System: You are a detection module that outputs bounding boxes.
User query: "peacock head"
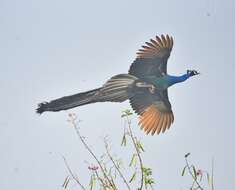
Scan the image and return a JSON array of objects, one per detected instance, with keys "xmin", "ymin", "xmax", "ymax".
[{"xmin": 187, "ymin": 70, "xmax": 200, "ymax": 77}]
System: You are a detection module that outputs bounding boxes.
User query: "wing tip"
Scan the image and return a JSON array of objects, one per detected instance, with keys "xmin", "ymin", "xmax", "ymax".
[{"xmin": 136, "ymin": 34, "xmax": 174, "ymax": 59}]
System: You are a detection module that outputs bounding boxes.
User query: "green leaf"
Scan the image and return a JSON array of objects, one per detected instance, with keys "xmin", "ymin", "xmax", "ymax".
[
  {"xmin": 129, "ymin": 172, "xmax": 136, "ymax": 183},
  {"xmin": 129, "ymin": 154, "xmax": 137, "ymax": 167},
  {"xmin": 89, "ymin": 175, "xmax": 96, "ymax": 190},
  {"xmin": 121, "ymin": 134, "xmax": 127, "ymax": 146},
  {"xmin": 192, "ymin": 165, "xmax": 197, "ymax": 179},
  {"xmin": 121, "ymin": 114, "xmax": 126, "ymax": 118},
  {"xmin": 144, "ymin": 178, "xmax": 155, "ymax": 185},
  {"xmin": 108, "ymin": 167, "xmax": 112, "ymax": 176},
  {"xmin": 121, "ymin": 109, "xmax": 133, "ymax": 118},
  {"xmin": 137, "ymin": 141, "xmax": 145, "ymax": 152},
  {"xmin": 64, "ymin": 179, "xmax": 69, "ymax": 189},
  {"xmin": 149, "ymin": 178, "xmax": 154, "ymax": 184},
  {"xmin": 207, "ymin": 173, "xmax": 211, "ymax": 186},
  {"xmin": 143, "ymin": 167, "xmax": 152, "ymax": 176},
  {"xmin": 62, "ymin": 176, "xmax": 70, "ymax": 189},
  {"xmin": 181, "ymin": 166, "xmax": 187, "ymax": 176}
]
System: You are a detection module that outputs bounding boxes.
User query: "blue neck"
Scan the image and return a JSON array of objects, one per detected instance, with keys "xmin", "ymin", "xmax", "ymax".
[{"xmin": 167, "ymin": 73, "xmax": 190, "ymax": 86}]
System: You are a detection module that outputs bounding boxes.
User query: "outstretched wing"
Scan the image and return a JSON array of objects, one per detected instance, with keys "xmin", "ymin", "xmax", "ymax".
[
  {"xmin": 129, "ymin": 34, "xmax": 173, "ymax": 79},
  {"xmin": 129, "ymin": 88, "xmax": 174, "ymax": 135}
]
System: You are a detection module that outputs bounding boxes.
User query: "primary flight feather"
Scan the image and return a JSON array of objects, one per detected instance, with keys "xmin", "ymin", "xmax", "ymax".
[{"xmin": 37, "ymin": 34, "xmax": 199, "ymax": 135}]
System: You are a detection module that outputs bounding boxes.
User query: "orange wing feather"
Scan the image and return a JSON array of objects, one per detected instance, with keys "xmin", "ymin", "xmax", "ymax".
[{"xmin": 139, "ymin": 105, "xmax": 174, "ymax": 135}]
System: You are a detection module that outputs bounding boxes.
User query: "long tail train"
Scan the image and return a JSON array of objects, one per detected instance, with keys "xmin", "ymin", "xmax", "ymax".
[{"xmin": 36, "ymin": 74, "xmax": 137, "ymax": 114}]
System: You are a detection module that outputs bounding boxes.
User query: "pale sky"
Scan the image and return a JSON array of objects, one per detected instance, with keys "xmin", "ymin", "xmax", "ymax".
[{"xmin": 1, "ymin": 0, "xmax": 234, "ymax": 189}]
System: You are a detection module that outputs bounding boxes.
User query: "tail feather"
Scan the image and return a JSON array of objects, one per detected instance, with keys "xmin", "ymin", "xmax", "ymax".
[
  {"xmin": 36, "ymin": 74, "xmax": 138, "ymax": 114},
  {"xmin": 97, "ymin": 74, "xmax": 137, "ymax": 102},
  {"xmin": 36, "ymin": 88, "xmax": 100, "ymax": 114}
]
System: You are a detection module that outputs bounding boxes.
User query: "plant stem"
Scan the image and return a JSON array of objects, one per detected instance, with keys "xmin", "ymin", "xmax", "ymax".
[
  {"xmin": 94, "ymin": 170, "xmax": 107, "ymax": 189},
  {"xmin": 62, "ymin": 156, "xmax": 87, "ymax": 190},
  {"xmin": 185, "ymin": 157, "xmax": 204, "ymax": 190},
  {"xmin": 104, "ymin": 139, "xmax": 131, "ymax": 190},
  {"xmin": 211, "ymin": 158, "xmax": 214, "ymax": 190},
  {"xmin": 126, "ymin": 116, "xmax": 144, "ymax": 190},
  {"xmin": 71, "ymin": 119, "xmax": 116, "ymax": 190}
]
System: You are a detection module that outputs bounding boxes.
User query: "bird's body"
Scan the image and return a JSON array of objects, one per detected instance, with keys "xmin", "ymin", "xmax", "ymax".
[{"xmin": 37, "ymin": 35, "xmax": 199, "ymax": 135}]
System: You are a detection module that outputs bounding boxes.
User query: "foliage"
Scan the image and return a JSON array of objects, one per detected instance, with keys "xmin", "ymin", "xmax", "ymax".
[
  {"xmin": 181, "ymin": 153, "xmax": 215, "ymax": 190},
  {"xmin": 62, "ymin": 110, "xmax": 155, "ymax": 190},
  {"xmin": 61, "ymin": 111, "xmax": 215, "ymax": 190}
]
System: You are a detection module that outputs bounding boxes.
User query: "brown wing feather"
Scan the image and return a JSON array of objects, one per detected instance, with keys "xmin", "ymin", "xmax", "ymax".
[
  {"xmin": 139, "ymin": 108, "xmax": 155, "ymax": 130},
  {"xmin": 166, "ymin": 35, "xmax": 170, "ymax": 47},
  {"xmin": 138, "ymin": 104, "xmax": 174, "ymax": 135},
  {"xmin": 162, "ymin": 114, "xmax": 170, "ymax": 133},
  {"xmin": 161, "ymin": 35, "xmax": 167, "ymax": 47},
  {"xmin": 145, "ymin": 109, "xmax": 158, "ymax": 133},
  {"xmin": 156, "ymin": 114, "xmax": 165, "ymax": 134},
  {"xmin": 129, "ymin": 34, "xmax": 174, "ymax": 79},
  {"xmin": 146, "ymin": 112, "xmax": 160, "ymax": 134},
  {"xmin": 156, "ymin": 36, "xmax": 164, "ymax": 47},
  {"xmin": 136, "ymin": 34, "xmax": 173, "ymax": 59},
  {"xmin": 139, "ymin": 105, "xmax": 154, "ymax": 131},
  {"xmin": 148, "ymin": 112, "xmax": 161, "ymax": 135}
]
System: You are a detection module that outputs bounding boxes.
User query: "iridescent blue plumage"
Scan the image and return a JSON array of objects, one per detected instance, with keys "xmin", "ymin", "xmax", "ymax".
[
  {"xmin": 167, "ymin": 74, "xmax": 190, "ymax": 85},
  {"xmin": 140, "ymin": 72, "xmax": 196, "ymax": 91},
  {"xmin": 166, "ymin": 70, "xmax": 199, "ymax": 87}
]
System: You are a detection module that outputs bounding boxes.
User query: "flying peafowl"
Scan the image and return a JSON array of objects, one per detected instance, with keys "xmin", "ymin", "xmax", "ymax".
[{"xmin": 36, "ymin": 34, "xmax": 199, "ymax": 135}]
